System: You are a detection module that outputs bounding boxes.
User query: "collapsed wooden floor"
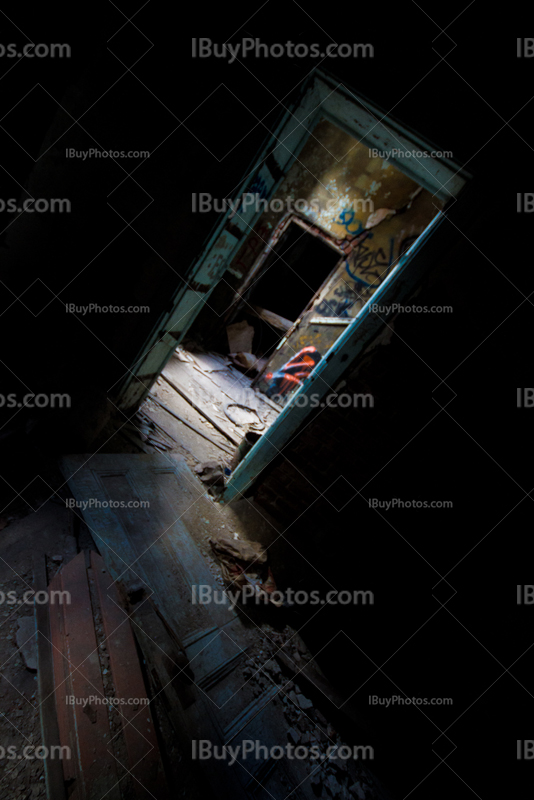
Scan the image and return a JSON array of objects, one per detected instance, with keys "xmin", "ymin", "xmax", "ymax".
[
  {"xmin": 42, "ymin": 453, "xmax": 394, "ymax": 800},
  {"xmin": 39, "ymin": 550, "xmax": 168, "ymax": 800},
  {"xmin": 112, "ymin": 346, "xmax": 280, "ymax": 470}
]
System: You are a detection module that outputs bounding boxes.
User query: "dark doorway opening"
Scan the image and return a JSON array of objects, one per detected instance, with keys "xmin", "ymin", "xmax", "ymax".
[{"xmin": 247, "ymin": 220, "xmax": 342, "ymax": 326}]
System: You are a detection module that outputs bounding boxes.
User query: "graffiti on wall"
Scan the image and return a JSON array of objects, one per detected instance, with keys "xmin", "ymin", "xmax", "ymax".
[
  {"xmin": 315, "ymin": 283, "xmax": 360, "ymax": 317},
  {"xmin": 344, "ymin": 234, "xmax": 394, "ymax": 288},
  {"xmin": 333, "ymin": 207, "xmax": 365, "ymax": 236},
  {"xmin": 265, "ymin": 346, "xmax": 322, "ymax": 399},
  {"xmin": 313, "ymin": 230, "xmax": 426, "ymax": 319},
  {"xmin": 241, "ymin": 175, "xmax": 268, "ymax": 208}
]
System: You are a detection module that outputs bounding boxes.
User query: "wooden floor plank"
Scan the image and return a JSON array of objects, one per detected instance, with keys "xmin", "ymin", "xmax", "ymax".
[
  {"xmin": 91, "ymin": 552, "xmax": 169, "ymax": 799},
  {"xmin": 53, "ymin": 552, "xmax": 120, "ymax": 800},
  {"xmin": 162, "ymin": 356, "xmax": 243, "ymax": 445},
  {"xmin": 48, "ymin": 570, "xmax": 80, "ymax": 796},
  {"xmin": 35, "ymin": 553, "xmax": 68, "ymax": 800},
  {"xmin": 61, "ymin": 454, "xmax": 236, "ymax": 638},
  {"xmin": 58, "ymin": 455, "xmax": 322, "ymax": 800}
]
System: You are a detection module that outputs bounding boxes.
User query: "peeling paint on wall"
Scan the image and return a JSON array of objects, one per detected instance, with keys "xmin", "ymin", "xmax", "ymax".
[
  {"xmin": 229, "ymin": 119, "xmax": 442, "ymax": 300},
  {"xmin": 229, "ymin": 119, "xmax": 444, "ymax": 396}
]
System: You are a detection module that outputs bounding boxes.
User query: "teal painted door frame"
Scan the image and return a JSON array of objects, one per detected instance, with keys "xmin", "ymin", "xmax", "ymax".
[
  {"xmin": 222, "ymin": 207, "xmax": 448, "ymax": 503},
  {"xmin": 112, "ymin": 68, "xmax": 469, "ymax": 503}
]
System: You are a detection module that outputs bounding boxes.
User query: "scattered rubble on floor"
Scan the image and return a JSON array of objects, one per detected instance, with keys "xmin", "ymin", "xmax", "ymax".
[
  {"xmin": 135, "ymin": 407, "xmax": 176, "ymax": 452},
  {"xmin": 111, "ymin": 343, "xmax": 280, "ymax": 485},
  {"xmin": 163, "ymin": 345, "xmax": 278, "ymax": 441},
  {"xmin": 227, "ymin": 351, "xmax": 267, "ymax": 374},
  {"xmin": 16, "ymin": 617, "xmax": 37, "ymax": 672},
  {"xmin": 194, "ymin": 460, "xmax": 226, "ymax": 487},
  {"xmin": 240, "ymin": 625, "xmax": 381, "ymax": 800},
  {"xmin": 226, "ymin": 319, "xmax": 255, "ymax": 355},
  {"xmin": 0, "ymin": 502, "xmax": 79, "ymax": 800},
  {"xmin": 210, "ymin": 533, "xmax": 282, "ymax": 606},
  {"xmin": 223, "ymin": 402, "xmax": 264, "ymax": 430}
]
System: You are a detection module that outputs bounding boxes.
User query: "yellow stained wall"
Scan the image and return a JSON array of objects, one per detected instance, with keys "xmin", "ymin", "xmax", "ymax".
[{"xmin": 229, "ymin": 119, "xmax": 443, "ymax": 383}]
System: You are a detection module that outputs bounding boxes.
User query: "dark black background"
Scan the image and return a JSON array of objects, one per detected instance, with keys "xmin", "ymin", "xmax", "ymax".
[{"xmin": 0, "ymin": 3, "xmax": 532, "ymax": 798}]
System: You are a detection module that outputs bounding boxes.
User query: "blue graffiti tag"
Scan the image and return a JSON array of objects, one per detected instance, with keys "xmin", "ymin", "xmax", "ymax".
[
  {"xmin": 333, "ymin": 207, "xmax": 364, "ymax": 235},
  {"xmin": 248, "ymin": 175, "xmax": 268, "ymax": 199},
  {"xmin": 344, "ymin": 236, "xmax": 395, "ymax": 287},
  {"xmin": 237, "ymin": 175, "xmax": 269, "ymax": 212}
]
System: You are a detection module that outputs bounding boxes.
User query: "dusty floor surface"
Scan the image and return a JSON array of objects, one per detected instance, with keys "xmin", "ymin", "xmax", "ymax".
[
  {"xmin": 0, "ymin": 441, "xmax": 289, "ymax": 799},
  {"xmin": 0, "ymin": 493, "xmax": 86, "ymax": 799},
  {"xmin": 0, "ymin": 415, "xmax": 387, "ymax": 800}
]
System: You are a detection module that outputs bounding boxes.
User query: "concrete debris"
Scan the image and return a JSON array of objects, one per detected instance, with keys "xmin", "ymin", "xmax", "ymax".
[
  {"xmin": 297, "ymin": 692, "xmax": 313, "ymax": 710},
  {"xmin": 297, "ymin": 716, "xmax": 310, "ymax": 733},
  {"xmin": 194, "ymin": 460, "xmax": 225, "ymax": 487},
  {"xmin": 349, "ymin": 781, "xmax": 366, "ymax": 799},
  {"xmin": 228, "ymin": 352, "xmax": 259, "ymax": 371},
  {"xmin": 264, "ymin": 658, "xmax": 281, "ymax": 677},
  {"xmin": 209, "ymin": 533, "xmax": 282, "ymax": 606},
  {"xmin": 325, "ymin": 773, "xmax": 343, "ymax": 796},
  {"xmin": 287, "ymin": 727, "xmax": 300, "ymax": 745},
  {"xmin": 133, "ymin": 409, "xmax": 175, "ymax": 452},
  {"xmin": 223, "ymin": 402, "xmax": 264, "ymax": 430},
  {"xmin": 174, "ymin": 346, "xmax": 196, "ymax": 363},
  {"xmin": 16, "ymin": 617, "xmax": 37, "ymax": 672},
  {"xmin": 226, "ymin": 320, "xmax": 254, "ymax": 354},
  {"xmin": 234, "ymin": 625, "xmax": 377, "ymax": 800}
]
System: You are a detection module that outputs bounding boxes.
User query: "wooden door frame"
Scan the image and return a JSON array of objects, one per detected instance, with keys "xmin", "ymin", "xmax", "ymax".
[{"xmin": 112, "ymin": 69, "xmax": 469, "ymax": 504}]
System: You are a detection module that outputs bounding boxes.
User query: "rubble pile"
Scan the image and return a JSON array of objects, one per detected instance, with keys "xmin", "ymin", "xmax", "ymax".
[{"xmin": 240, "ymin": 628, "xmax": 380, "ymax": 800}]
